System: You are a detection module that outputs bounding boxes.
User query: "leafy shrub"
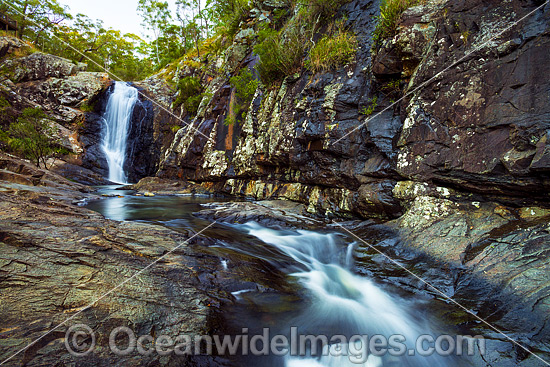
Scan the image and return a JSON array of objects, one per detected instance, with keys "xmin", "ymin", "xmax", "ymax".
[
  {"xmin": 360, "ymin": 96, "xmax": 378, "ymax": 116},
  {"xmin": 307, "ymin": 21, "xmax": 356, "ymax": 73},
  {"xmin": 78, "ymin": 101, "xmax": 95, "ymax": 112},
  {"xmin": 1, "ymin": 108, "xmax": 57, "ymax": 168},
  {"xmin": 173, "ymin": 76, "xmax": 203, "ymax": 116},
  {"xmin": 214, "ymin": 0, "xmax": 252, "ymax": 38},
  {"xmin": 373, "ymin": 0, "xmax": 425, "ymax": 45},
  {"xmin": 225, "ymin": 68, "xmax": 259, "ymax": 125},
  {"xmin": 230, "ymin": 68, "xmax": 258, "ymax": 101}
]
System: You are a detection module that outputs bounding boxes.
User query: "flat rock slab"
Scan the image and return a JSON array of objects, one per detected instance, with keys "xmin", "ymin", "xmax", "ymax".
[{"xmin": 0, "ymin": 182, "xmax": 226, "ymax": 366}]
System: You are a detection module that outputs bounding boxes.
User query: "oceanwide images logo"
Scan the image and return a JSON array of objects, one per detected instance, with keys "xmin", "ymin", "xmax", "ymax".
[{"xmin": 65, "ymin": 324, "xmax": 485, "ymax": 362}]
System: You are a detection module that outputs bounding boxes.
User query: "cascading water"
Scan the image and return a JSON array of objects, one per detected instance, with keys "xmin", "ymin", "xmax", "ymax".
[
  {"xmin": 240, "ymin": 222, "xmax": 465, "ymax": 367},
  {"xmin": 101, "ymin": 81, "xmax": 139, "ymax": 184}
]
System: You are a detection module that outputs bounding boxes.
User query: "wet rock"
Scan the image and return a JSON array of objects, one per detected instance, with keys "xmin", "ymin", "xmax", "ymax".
[
  {"xmin": 196, "ymin": 200, "xmax": 323, "ymax": 228},
  {"xmin": 0, "ymin": 152, "xmax": 93, "ymax": 192},
  {"xmin": 49, "ymin": 160, "xmax": 112, "ymax": 186},
  {"xmin": 127, "ymin": 177, "xmax": 212, "ymax": 196},
  {"xmin": 0, "ymin": 161, "xmax": 229, "ymax": 367},
  {"xmin": 126, "ymin": 80, "xmax": 179, "ymax": 183},
  {"xmin": 384, "ymin": 192, "xmax": 550, "ymax": 352}
]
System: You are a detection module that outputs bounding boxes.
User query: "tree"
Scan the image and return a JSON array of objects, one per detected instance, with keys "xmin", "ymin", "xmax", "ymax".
[
  {"xmin": 0, "ymin": 0, "xmax": 72, "ymax": 46},
  {"xmin": 137, "ymin": 0, "xmax": 172, "ymax": 66},
  {"xmin": 46, "ymin": 14, "xmax": 153, "ymax": 81},
  {"xmin": 175, "ymin": 0, "xmax": 210, "ymax": 58},
  {"xmin": 2, "ymin": 108, "xmax": 57, "ymax": 169}
]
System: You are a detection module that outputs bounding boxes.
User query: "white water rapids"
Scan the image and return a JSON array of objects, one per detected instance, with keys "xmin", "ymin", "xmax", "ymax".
[
  {"xmin": 241, "ymin": 222, "xmax": 459, "ymax": 367},
  {"xmin": 101, "ymin": 82, "xmax": 139, "ymax": 184}
]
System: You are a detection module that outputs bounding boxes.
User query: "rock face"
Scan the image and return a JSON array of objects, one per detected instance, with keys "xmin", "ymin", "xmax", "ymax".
[
  {"xmin": 0, "ymin": 37, "xmax": 112, "ymax": 184},
  {"xmin": 383, "ymin": 0, "xmax": 550, "ymax": 199},
  {"xmin": 150, "ymin": 0, "xmax": 550, "ymax": 218},
  {"xmin": 157, "ymin": 0, "xmax": 404, "ymax": 219},
  {"xmin": 125, "ymin": 79, "xmax": 181, "ymax": 183},
  {"xmin": 132, "ymin": 1, "xmax": 550, "ymax": 361}
]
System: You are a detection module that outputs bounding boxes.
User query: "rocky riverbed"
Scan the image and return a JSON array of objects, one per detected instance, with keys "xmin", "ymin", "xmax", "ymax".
[
  {"xmin": 0, "ymin": 152, "xmax": 549, "ymax": 365},
  {"xmin": 0, "ymin": 154, "xmax": 233, "ymax": 366}
]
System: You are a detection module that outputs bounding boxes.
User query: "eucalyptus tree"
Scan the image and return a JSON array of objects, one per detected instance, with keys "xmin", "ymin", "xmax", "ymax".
[{"xmin": 137, "ymin": 0, "xmax": 171, "ymax": 66}]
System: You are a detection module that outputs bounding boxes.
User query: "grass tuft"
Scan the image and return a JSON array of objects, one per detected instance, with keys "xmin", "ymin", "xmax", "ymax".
[
  {"xmin": 307, "ymin": 20, "xmax": 356, "ymax": 73},
  {"xmin": 373, "ymin": 0, "xmax": 426, "ymax": 45}
]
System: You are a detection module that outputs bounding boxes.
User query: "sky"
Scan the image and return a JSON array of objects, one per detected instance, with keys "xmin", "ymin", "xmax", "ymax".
[{"xmin": 59, "ymin": 0, "xmax": 179, "ymax": 38}]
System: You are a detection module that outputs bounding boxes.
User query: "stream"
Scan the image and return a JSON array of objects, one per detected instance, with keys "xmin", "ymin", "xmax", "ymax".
[{"xmin": 87, "ymin": 187, "xmax": 483, "ymax": 367}]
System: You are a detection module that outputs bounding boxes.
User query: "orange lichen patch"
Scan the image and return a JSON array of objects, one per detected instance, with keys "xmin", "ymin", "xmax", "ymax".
[
  {"xmin": 224, "ymin": 89, "xmax": 237, "ymax": 150},
  {"xmin": 225, "ymin": 122, "xmax": 234, "ymax": 151}
]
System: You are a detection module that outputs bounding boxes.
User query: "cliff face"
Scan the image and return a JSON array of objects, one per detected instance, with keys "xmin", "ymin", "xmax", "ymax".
[
  {"xmin": 0, "ymin": 37, "xmax": 113, "ymax": 184},
  {"xmin": 384, "ymin": 0, "xmax": 550, "ymax": 200},
  {"xmin": 158, "ymin": 0, "xmax": 403, "ymax": 219},
  {"xmin": 153, "ymin": 0, "xmax": 550, "ymax": 219}
]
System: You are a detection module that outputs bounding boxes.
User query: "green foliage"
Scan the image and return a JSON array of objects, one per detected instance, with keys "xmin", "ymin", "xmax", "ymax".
[
  {"xmin": 224, "ymin": 112, "xmax": 237, "ymax": 126},
  {"xmin": 0, "ymin": 0, "xmax": 73, "ymax": 42},
  {"xmin": 372, "ymin": 0, "xmax": 425, "ymax": 45},
  {"xmin": 253, "ymin": 23, "xmax": 307, "ymax": 85},
  {"xmin": 212, "ymin": 0, "xmax": 251, "ymax": 38},
  {"xmin": 1, "ymin": 108, "xmax": 57, "ymax": 168},
  {"xmin": 230, "ymin": 69, "xmax": 258, "ymax": 101},
  {"xmin": 174, "ymin": 76, "xmax": 203, "ymax": 116},
  {"xmin": 297, "ymin": 0, "xmax": 348, "ymax": 24},
  {"xmin": 0, "ymin": 96, "xmax": 10, "ymax": 110},
  {"xmin": 307, "ymin": 20, "xmax": 356, "ymax": 73},
  {"xmin": 78, "ymin": 101, "xmax": 95, "ymax": 113},
  {"xmin": 225, "ymin": 68, "xmax": 258, "ymax": 125},
  {"xmin": 360, "ymin": 96, "xmax": 378, "ymax": 116},
  {"xmin": 383, "ymin": 79, "xmax": 401, "ymax": 91}
]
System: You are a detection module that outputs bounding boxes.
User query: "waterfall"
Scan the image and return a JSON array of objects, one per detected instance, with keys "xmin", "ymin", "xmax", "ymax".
[{"xmin": 101, "ymin": 82, "xmax": 139, "ymax": 184}]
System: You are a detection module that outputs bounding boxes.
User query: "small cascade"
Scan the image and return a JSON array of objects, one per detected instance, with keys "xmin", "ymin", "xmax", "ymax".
[
  {"xmin": 241, "ymin": 222, "xmax": 457, "ymax": 367},
  {"xmin": 101, "ymin": 81, "xmax": 139, "ymax": 184}
]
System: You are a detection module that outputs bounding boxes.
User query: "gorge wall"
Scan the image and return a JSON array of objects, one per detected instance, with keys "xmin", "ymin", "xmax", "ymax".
[
  {"xmin": 139, "ymin": 2, "xmax": 550, "ymax": 352},
  {"xmin": 148, "ymin": 0, "xmax": 550, "ymax": 220}
]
